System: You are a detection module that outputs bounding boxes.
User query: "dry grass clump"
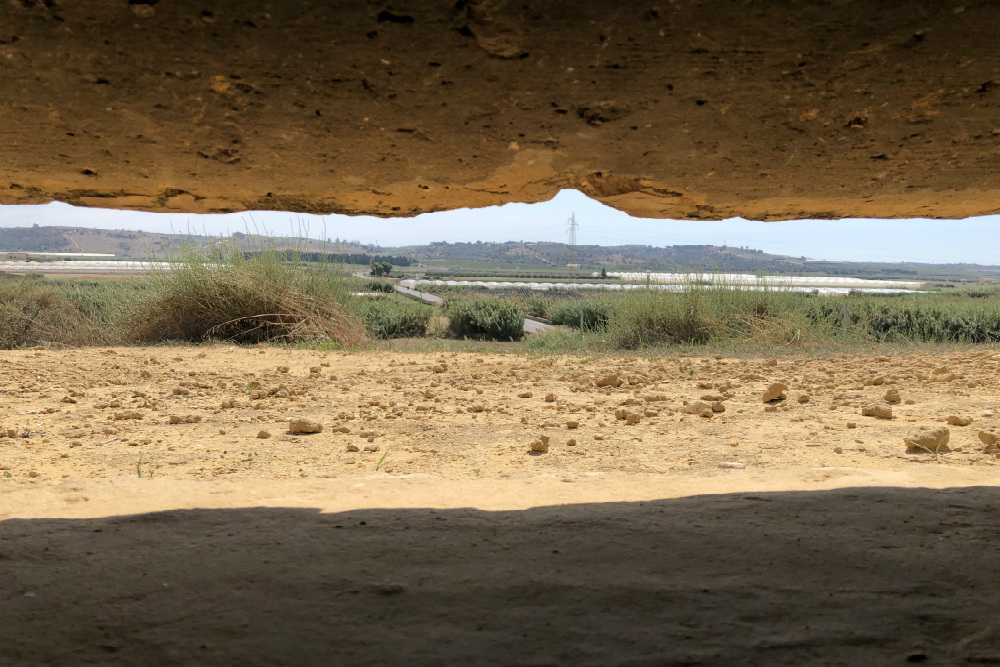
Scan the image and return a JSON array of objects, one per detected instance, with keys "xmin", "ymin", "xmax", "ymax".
[
  {"xmin": 0, "ymin": 278, "xmax": 99, "ymax": 348},
  {"xmin": 131, "ymin": 244, "xmax": 369, "ymax": 346}
]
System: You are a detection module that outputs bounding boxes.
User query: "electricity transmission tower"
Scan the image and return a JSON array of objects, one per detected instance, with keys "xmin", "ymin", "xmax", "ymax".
[{"xmin": 566, "ymin": 212, "xmax": 578, "ymax": 274}]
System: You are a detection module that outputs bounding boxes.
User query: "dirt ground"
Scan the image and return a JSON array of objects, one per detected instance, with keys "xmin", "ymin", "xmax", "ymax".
[{"xmin": 3, "ymin": 345, "xmax": 1000, "ymax": 665}]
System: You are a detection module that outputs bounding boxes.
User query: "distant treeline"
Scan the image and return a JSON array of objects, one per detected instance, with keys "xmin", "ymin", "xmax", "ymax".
[{"xmin": 244, "ymin": 250, "xmax": 412, "ymax": 266}]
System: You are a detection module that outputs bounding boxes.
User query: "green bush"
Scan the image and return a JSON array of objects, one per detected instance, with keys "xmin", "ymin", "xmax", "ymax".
[
  {"xmin": 356, "ymin": 299, "xmax": 431, "ymax": 338},
  {"xmin": 0, "ymin": 279, "xmax": 94, "ymax": 348},
  {"xmin": 549, "ymin": 299, "xmax": 611, "ymax": 331},
  {"xmin": 444, "ymin": 297, "xmax": 525, "ymax": 341}
]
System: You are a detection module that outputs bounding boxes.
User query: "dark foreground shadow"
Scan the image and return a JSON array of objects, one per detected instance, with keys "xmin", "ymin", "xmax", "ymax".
[{"xmin": 3, "ymin": 486, "xmax": 1000, "ymax": 667}]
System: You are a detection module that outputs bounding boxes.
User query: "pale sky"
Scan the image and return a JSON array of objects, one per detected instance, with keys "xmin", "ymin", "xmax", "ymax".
[{"xmin": 1, "ymin": 189, "xmax": 997, "ymax": 265}]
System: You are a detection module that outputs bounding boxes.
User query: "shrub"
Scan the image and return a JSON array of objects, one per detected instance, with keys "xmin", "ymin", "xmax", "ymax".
[
  {"xmin": 549, "ymin": 299, "xmax": 611, "ymax": 331},
  {"xmin": 0, "ymin": 279, "xmax": 95, "ymax": 348},
  {"xmin": 356, "ymin": 300, "xmax": 431, "ymax": 338},
  {"xmin": 444, "ymin": 297, "xmax": 525, "ymax": 341}
]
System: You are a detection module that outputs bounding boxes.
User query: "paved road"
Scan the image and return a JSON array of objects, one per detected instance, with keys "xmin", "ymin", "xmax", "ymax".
[{"xmin": 395, "ymin": 285, "xmax": 556, "ymax": 334}]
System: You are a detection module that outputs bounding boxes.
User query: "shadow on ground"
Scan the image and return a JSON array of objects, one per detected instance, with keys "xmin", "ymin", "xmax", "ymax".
[{"xmin": 3, "ymin": 486, "xmax": 1000, "ymax": 666}]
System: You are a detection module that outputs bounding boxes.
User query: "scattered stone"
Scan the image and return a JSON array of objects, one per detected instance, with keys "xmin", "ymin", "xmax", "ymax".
[
  {"xmin": 346, "ymin": 443, "xmax": 360, "ymax": 452},
  {"xmin": 277, "ymin": 366, "xmax": 289, "ymax": 373},
  {"xmin": 567, "ymin": 438, "xmax": 577, "ymax": 446},
  {"xmin": 905, "ymin": 426, "xmax": 950, "ymax": 454},
  {"xmin": 517, "ymin": 392, "xmax": 533, "ymax": 398},
  {"xmin": 905, "ymin": 399, "xmax": 916, "ymax": 405},
  {"xmin": 978, "ymin": 430, "xmax": 999, "ymax": 448},
  {"xmin": 309, "ymin": 366, "xmax": 321, "ymax": 374},
  {"xmin": 358, "ymin": 430, "xmax": 378, "ymax": 439},
  {"xmin": 364, "ymin": 443, "xmax": 380, "ymax": 452},
  {"xmin": 432, "ymin": 364, "xmax": 447, "ymax": 373},
  {"xmin": 288, "ymin": 418, "xmax": 323, "ymax": 434},
  {"xmin": 947, "ymin": 415, "xmax": 972, "ymax": 427},
  {"xmin": 467, "ymin": 404, "xmax": 485, "ymax": 413},
  {"xmin": 862, "ymin": 405, "xmax": 892, "ymax": 419},
  {"xmin": 884, "ymin": 389, "xmax": 901, "ymax": 403},
  {"xmin": 28, "ymin": 470, "xmax": 39, "ymax": 478},
  {"xmin": 168, "ymin": 415, "xmax": 202, "ymax": 424},
  {"xmin": 797, "ymin": 394, "xmax": 810, "ymax": 403},
  {"xmin": 683, "ymin": 401, "xmax": 713, "ymax": 418},
  {"xmin": 61, "ymin": 396, "xmax": 77, "ymax": 404},
  {"xmin": 544, "ymin": 393, "xmax": 556, "ymax": 402},
  {"xmin": 847, "ymin": 422, "xmax": 857, "ymax": 429},
  {"xmin": 257, "ymin": 430, "xmax": 271, "ymax": 439},
  {"xmin": 422, "ymin": 390, "xmax": 437, "ymax": 398},
  {"xmin": 717, "ymin": 461, "xmax": 745, "ymax": 469},
  {"xmin": 764, "ymin": 405, "xmax": 778, "ymax": 413},
  {"xmin": 711, "ymin": 402, "xmax": 726, "ymax": 413},
  {"xmin": 566, "ymin": 420, "xmax": 579, "ymax": 429},
  {"xmin": 220, "ymin": 399, "xmax": 236, "ymax": 409},
  {"xmin": 530, "ymin": 439, "xmax": 549, "ymax": 453},
  {"xmin": 171, "ymin": 387, "xmax": 190, "ymax": 396},
  {"xmin": 764, "ymin": 359, "xmax": 778, "ymax": 367},
  {"xmin": 643, "ymin": 409, "xmax": 658, "ymax": 418},
  {"xmin": 833, "ymin": 446, "xmax": 843, "ymax": 454},
  {"xmin": 615, "ymin": 409, "xmax": 642, "ymax": 424},
  {"xmin": 762, "ymin": 382, "xmax": 787, "ymax": 403},
  {"xmin": 113, "ymin": 411, "xmax": 144, "ymax": 421},
  {"xmin": 595, "ymin": 374, "xmax": 622, "ymax": 388}
]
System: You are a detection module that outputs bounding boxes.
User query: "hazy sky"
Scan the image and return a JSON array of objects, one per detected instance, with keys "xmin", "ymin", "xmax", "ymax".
[{"xmin": 1, "ymin": 189, "xmax": 997, "ymax": 264}]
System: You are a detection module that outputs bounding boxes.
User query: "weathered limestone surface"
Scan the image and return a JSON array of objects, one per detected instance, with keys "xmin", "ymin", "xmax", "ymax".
[{"xmin": 2, "ymin": 0, "xmax": 999, "ymax": 220}]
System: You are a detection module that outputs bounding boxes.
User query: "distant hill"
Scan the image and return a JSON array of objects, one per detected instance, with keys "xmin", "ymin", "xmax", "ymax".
[
  {"xmin": 397, "ymin": 241, "xmax": 1000, "ymax": 282},
  {"xmin": 3, "ymin": 226, "xmax": 999, "ymax": 282},
  {"xmin": 0, "ymin": 226, "xmax": 376, "ymax": 259}
]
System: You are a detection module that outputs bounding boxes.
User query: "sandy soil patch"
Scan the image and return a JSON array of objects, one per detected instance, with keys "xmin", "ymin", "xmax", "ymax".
[{"xmin": 3, "ymin": 345, "xmax": 1000, "ymax": 665}]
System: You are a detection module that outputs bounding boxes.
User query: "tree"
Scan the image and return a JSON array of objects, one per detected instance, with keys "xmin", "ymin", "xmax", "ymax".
[
  {"xmin": 370, "ymin": 261, "xmax": 393, "ymax": 277},
  {"xmin": 600, "ymin": 266, "xmax": 608, "ymax": 279}
]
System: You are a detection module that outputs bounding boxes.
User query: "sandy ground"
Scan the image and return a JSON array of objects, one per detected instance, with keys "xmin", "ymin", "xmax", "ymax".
[{"xmin": 3, "ymin": 345, "xmax": 1000, "ymax": 665}]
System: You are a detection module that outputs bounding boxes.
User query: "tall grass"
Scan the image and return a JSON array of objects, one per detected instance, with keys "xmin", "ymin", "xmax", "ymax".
[{"xmin": 131, "ymin": 242, "xmax": 368, "ymax": 345}]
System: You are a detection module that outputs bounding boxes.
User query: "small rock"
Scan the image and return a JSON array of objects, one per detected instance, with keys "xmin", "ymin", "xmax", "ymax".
[
  {"xmin": 762, "ymin": 382, "xmax": 787, "ymax": 402},
  {"xmin": 567, "ymin": 438, "xmax": 577, "ymax": 446},
  {"xmin": 797, "ymin": 394, "xmax": 811, "ymax": 403},
  {"xmin": 833, "ymin": 447, "xmax": 843, "ymax": 454},
  {"xmin": 862, "ymin": 405, "xmax": 892, "ymax": 419},
  {"xmin": 595, "ymin": 374, "xmax": 622, "ymax": 388},
  {"xmin": 517, "ymin": 392, "xmax": 532, "ymax": 398},
  {"xmin": 566, "ymin": 421, "xmax": 579, "ymax": 429},
  {"xmin": 978, "ymin": 430, "xmax": 999, "ymax": 448},
  {"xmin": 544, "ymin": 393, "xmax": 556, "ymax": 402},
  {"xmin": 764, "ymin": 359, "xmax": 778, "ymax": 367},
  {"xmin": 717, "ymin": 461, "xmax": 745, "ymax": 469},
  {"xmin": 346, "ymin": 443, "xmax": 360, "ymax": 452},
  {"xmin": 614, "ymin": 409, "xmax": 642, "ymax": 424},
  {"xmin": 904, "ymin": 426, "xmax": 950, "ymax": 454},
  {"xmin": 289, "ymin": 418, "xmax": 323, "ymax": 434},
  {"xmin": 168, "ymin": 415, "xmax": 202, "ymax": 424},
  {"xmin": 530, "ymin": 439, "xmax": 549, "ymax": 453},
  {"xmin": 947, "ymin": 415, "xmax": 972, "ymax": 427},
  {"xmin": 683, "ymin": 401, "xmax": 713, "ymax": 418},
  {"xmin": 257, "ymin": 430, "xmax": 271, "ymax": 439},
  {"xmin": 847, "ymin": 422, "xmax": 857, "ymax": 429},
  {"xmin": 884, "ymin": 389, "xmax": 901, "ymax": 403},
  {"xmin": 364, "ymin": 443, "xmax": 380, "ymax": 452},
  {"xmin": 711, "ymin": 401, "xmax": 726, "ymax": 413}
]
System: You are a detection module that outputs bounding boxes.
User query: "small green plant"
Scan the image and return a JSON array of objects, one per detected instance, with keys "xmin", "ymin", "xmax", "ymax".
[
  {"xmin": 905, "ymin": 436, "xmax": 949, "ymax": 461},
  {"xmin": 3, "ymin": 471, "xmax": 12, "ymax": 478},
  {"xmin": 136, "ymin": 453, "xmax": 144, "ymax": 478},
  {"xmin": 375, "ymin": 450, "xmax": 389, "ymax": 471}
]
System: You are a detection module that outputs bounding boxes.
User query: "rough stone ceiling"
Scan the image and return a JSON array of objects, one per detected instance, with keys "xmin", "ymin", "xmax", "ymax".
[{"xmin": 2, "ymin": 0, "xmax": 999, "ymax": 221}]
